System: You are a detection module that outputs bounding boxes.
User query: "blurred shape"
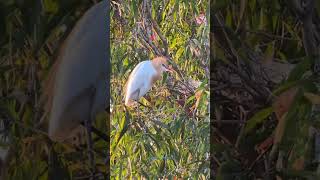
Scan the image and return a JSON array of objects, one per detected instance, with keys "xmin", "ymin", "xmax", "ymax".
[
  {"xmin": 195, "ymin": 12, "xmax": 207, "ymax": 25},
  {"xmin": 261, "ymin": 61, "xmax": 295, "ymax": 84},
  {"xmin": 0, "ymin": 119, "xmax": 10, "ymax": 179},
  {"xmin": 150, "ymin": 33, "xmax": 156, "ymax": 41},
  {"xmin": 304, "ymin": 92, "xmax": 320, "ymax": 104},
  {"xmin": 41, "ymin": 0, "xmax": 109, "ymax": 142},
  {"xmin": 273, "ymin": 87, "xmax": 298, "ymax": 121},
  {"xmin": 39, "ymin": 0, "xmax": 109, "ymax": 176}
]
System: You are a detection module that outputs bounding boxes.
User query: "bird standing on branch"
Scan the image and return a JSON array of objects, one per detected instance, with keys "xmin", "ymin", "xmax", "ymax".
[{"xmin": 124, "ymin": 56, "xmax": 173, "ymax": 107}]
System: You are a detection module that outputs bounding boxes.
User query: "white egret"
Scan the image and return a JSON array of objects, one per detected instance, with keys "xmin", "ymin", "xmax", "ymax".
[{"xmin": 124, "ymin": 56, "xmax": 173, "ymax": 106}]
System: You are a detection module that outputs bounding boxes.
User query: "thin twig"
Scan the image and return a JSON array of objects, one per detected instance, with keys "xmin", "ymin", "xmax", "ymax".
[
  {"xmin": 212, "ymin": 119, "xmax": 242, "ymax": 124},
  {"xmin": 151, "ymin": 18, "xmax": 168, "ymax": 56},
  {"xmin": 248, "ymin": 145, "xmax": 272, "ymax": 171},
  {"xmin": 80, "ymin": 122, "xmax": 108, "ymax": 142},
  {"xmin": 135, "ymin": 0, "xmax": 196, "ymax": 96}
]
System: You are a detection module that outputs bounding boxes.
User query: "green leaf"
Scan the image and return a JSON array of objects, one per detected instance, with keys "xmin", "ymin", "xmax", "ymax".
[
  {"xmin": 43, "ymin": 0, "xmax": 59, "ymax": 14},
  {"xmin": 175, "ymin": 47, "xmax": 184, "ymax": 60},
  {"xmin": 277, "ymin": 50, "xmax": 287, "ymax": 61},
  {"xmin": 226, "ymin": 10, "xmax": 232, "ymax": 27},
  {"xmin": 123, "ymin": 57, "xmax": 129, "ymax": 67},
  {"xmin": 262, "ymin": 41, "xmax": 275, "ymax": 64},
  {"xmin": 186, "ymin": 95, "xmax": 195, "ymax": 105},
  {"xmin": 115, "ymin": 110, "xmax": 130, "ymax": 147},
  {"xmin": 244, "ymin": 107, "xmax": 273, "ymax": 134},
  {"xmin": 277, "ymin": 89, "xmax": 309, "ymax": 151},
  {"xmin": 272, "ymin": 15, "xmax": 278, "ymax": 30},
  {"xmin": 272, "ymin": 80, "xmax": 301, "ymax": 96},
  {"xmin": 130, "ymin": 0, "xmax": 138, "ymax": 21},
  {"xmin": 287, "ymin": 57, "xmax": 311, "ymax": 82}
]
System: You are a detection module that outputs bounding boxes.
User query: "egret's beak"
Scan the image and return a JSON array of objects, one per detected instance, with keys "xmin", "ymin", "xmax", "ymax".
[{"xmin": 163, "ymin": 64, "xmax": 174, "ymax": 73}]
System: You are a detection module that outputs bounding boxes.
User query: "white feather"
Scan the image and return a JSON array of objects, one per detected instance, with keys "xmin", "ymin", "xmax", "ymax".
[{"xmin": 125, "ymin": 60, "xmax": 157, "ymax": 105}]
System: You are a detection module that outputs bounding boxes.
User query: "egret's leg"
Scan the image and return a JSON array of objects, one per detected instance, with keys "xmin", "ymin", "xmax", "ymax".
[
  {"xmin": 136, "ymin": 90, "xmax": 149, "ymax": 132},
  {"xmin": 137, "ymin": 89, "xmax": 141, "ymax": 121},
  {"xmin": 81, "ymin": 122, "xmax": 108, "ymax": 141}
]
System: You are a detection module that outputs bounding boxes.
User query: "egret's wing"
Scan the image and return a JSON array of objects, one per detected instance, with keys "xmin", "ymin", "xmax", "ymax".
[
  {"xmin": 135, "ymin": 63, "xmax": 157, "ymax": 98},
  {"xmin": 123, "ymin": 61, "xmax": 145, "ymax": 97},
  {"xmin": 124, "ymin": 61, "xmax": 148, "ymax": 99},
  {"xmin": 125, "ymin": 61, "xmax": 156, "ymax": 101}
]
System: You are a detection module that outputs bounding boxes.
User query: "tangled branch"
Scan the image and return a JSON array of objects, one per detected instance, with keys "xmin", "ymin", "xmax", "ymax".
[{"xmin": 134, "ymin": 0, "xmax": 196, "ymax": 94}]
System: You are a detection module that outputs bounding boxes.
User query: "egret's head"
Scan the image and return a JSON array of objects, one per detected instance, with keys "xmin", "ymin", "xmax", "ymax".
[{"xmin": 152, "ymin": 56, "xmax": 173, "ymax": 73}]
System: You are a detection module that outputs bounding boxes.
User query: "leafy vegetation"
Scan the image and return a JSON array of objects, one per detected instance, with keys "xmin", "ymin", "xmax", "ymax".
[
  {"xmin": 211, "ymin": 0, "xmax": 320, "ymax": 179},
  {"xmin": 0, "ymin": 0, "xmax": 109, "ymax": 179},
  {"xmin": 111, "ymin": 0, "xmax": 210, "ymax": 178}
]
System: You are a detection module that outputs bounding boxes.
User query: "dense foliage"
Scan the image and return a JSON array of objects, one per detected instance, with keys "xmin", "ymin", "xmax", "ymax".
[
  {"xmin": 211, "ymin": 0, "xmax": 320, "ymax": 179},
  {"xmin": 111, "ymin": 0, "xmax": 210, "ymax": 179},
  {"xmin": 0, "ymin": 0, "xmax": 109, "ymax": 179}
]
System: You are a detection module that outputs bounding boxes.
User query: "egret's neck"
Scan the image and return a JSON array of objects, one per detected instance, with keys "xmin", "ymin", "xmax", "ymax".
[{"xmin": 151, "ymin": 60, "xmax": 163, "ymax": 75}]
